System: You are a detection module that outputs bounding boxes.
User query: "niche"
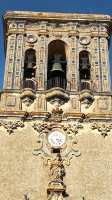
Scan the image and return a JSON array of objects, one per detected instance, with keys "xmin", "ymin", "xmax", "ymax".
[
  {"xmin": 47, "ymin": 40, "xmax": 67, "ymax": 90},
  {"xmin": 24, "ymin": 49, "xmax": 36, "ymax": 79},
  {"xmin": 79, "ymin": 51, "xmax": 91, "ymax": 80}
]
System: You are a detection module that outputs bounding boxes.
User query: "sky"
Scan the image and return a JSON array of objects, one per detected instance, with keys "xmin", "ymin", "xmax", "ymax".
[{"xmin": 0, "ymin": 0, "xmax": 112, "ymax": 89}]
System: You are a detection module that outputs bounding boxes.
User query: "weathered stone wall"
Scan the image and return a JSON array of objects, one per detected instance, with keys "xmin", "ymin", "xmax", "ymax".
[{"xmin": 0, "ymin": 119, "xmax": 112, "ymax": 200}]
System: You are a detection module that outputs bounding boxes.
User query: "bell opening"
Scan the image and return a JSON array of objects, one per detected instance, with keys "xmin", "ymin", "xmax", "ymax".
[
  {"xmin": 47, "ymin": 40, "xmax": 67, "ymax": 80},
  {"xmin": 79, "ymin": 51, "xmax": 91, "ymax": 80},
  {"xmin": 47, "ymin": 40, "xmax": 67, "ymax": 90},
  {"xmin": 24, "ymin": 49, "xmax": 36, "ymax": 79}
]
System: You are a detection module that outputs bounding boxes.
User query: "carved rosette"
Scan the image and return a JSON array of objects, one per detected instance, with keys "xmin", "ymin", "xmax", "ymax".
[{"xmin": 0, "ymin": 120, "xmax": 24, "ymax": 134}]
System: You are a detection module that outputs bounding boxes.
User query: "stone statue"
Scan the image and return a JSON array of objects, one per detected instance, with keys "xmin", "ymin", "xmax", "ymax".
[{"xmin": 50, "ymin": 154, "xmax": 65, "ymax": 183}]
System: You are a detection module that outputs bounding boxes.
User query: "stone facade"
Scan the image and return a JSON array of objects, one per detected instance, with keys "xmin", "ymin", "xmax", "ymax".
[{"xmin": 0, "ymin": 11, "xmax": 112, "ymax": 200}]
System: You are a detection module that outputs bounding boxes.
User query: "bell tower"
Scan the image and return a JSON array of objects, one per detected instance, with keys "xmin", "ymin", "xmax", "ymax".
[
  {"xmin": 1, "ymin": 11, "xmax": 112, "ymax": 200},
  {"xmin": 2, "ymin": 11, "xmax": 112, "ymax": 113}
]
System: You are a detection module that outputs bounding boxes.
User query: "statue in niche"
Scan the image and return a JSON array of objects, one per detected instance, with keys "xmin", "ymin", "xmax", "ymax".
[
  {"xmin": 47, "ymin": 154, "xmax": 66, "ymax": 200},
  {"xmin": 50, "ymin": 154, "xmax": 65, "ymax": 184}
]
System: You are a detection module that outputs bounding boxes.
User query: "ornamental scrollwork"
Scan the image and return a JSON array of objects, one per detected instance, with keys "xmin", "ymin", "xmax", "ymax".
[
  {"xmin": 0, "ymin": 120, "xmax": 24, "ymax": 134},
  {"xmin": 33, "ymin": 120, "xmax": 82, "ymax": 199},
  {"xmin": 32, "ymin": 122, "xmax": 83, "ymax": 136},
  {"xmin": 91, "ymin": 123, "xmax": 112, "ymax": 137},
  {"xmin": 33, "ymin": 122, "xmax": 82, "ymax": 166},
  {"xmin": 62, "ymin": 123, "xmax": 83, "ymax": 137}
]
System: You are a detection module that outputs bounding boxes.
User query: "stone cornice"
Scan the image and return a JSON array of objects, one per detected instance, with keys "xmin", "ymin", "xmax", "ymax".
[
  {"xmin": 0, "ymin": 111, "xmax": 112, "ymax": 121},
  {"xmin": 3, "ymin": 11, "xmax": 111, "ymax": 21},
  {"xmin": 2, "ymin": 11, "xmax": 112, "ymax": 54}
]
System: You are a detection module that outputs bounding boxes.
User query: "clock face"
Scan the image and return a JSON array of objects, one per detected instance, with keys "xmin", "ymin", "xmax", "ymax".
[{"xmin": 48, "ymin": 131, "xmax": 66, "ymax": 147}]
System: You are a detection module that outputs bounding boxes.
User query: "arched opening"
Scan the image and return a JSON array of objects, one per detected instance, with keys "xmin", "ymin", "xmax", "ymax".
[
  {"xmin": 23, "ymin": 49, "xmax": 37, "ymax": 90},
  {"xmin": 24, "ymin": 49, "xmax": 36, "ymax": 79},
  {"xmin": 47, "ymin": 40, "xmax": 67, "ymax": 90},
  {"xmin": 79, "ymin": 51, "xmax": 91, "ymax": 80},
  {"xmin": 79, "ymin": 51, "xmax": 91, "ymax": 91}
]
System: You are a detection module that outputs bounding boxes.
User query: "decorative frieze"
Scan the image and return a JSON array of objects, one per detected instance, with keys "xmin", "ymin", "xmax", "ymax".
[
  {"xmin": 91, "ymin": 123, "xmax": 112, "ymax": 137},
  {"xmin": 0, "ymin": 120, "xmax": 24, "ymax": 134},
  {"xmin": 33, "ymin": 121, "xmax": 82, "ymax": 165}
]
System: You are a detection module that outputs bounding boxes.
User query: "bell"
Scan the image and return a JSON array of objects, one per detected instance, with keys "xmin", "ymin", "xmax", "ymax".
[
  {"xmin": 27, "ymin": 62, "xmax": 34, "ymax": 69},
  {"xmin": 80, "ymin": 58, "xmax": 90, "ymax": 70},
  {"xmin": 49, "ymin": 62, "xmax": 65, "ymax": 79},
  {"xmin": 27, "ymin": 54, "xmax": 35, "ymax": 69},
  {"xmin": 50, "ymin": 53, "xmax": 65, "ymax": 76},
  {"xmin": 80, "ymin": 57, "xmax": 90, "ymax": 79},
  {"xmin": 51, "ymin": 62, "xmax": 64, "ymax": 73}
]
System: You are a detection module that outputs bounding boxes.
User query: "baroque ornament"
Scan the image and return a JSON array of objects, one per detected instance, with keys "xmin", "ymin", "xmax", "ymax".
[
  {"xmin": 52, "ymin": 107, "xmax": 63, "ymax": 122},
  {"xmin": 33, "ymin": 122, "xmax": 83, "ymax": 165},
  {"xmin": 33, "ymin": 119, "xmax": 83, "ymax": 199},
  {"xmin": 43, "ymin": 108, "xmax": 63, "ymax": 123},
  {"xmin": 91, "ymin": 123, "xmax": 112, "ymax": 137},
  {"xmin": 22, "ymin": 97, "xmax": 34, "ymax": 107},
  {"xmin": 0, "ymin": 120, "xmax": 24, "ymax": 134},
  {"xmin": 47, "ymin": 154, "xmax": 66, "ymax": 200}
]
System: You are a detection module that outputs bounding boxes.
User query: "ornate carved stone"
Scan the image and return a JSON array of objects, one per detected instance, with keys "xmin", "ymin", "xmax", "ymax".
[
  {"xmin": 22, "ymin": 97, "xmax": 34, "ymax": 107},
  {"xmin": 62, "ymin": 123, "xmax": 83, "ymax": 136},
  {"xmin": 24, "ymin": 194, "xmax": 29, "ymax": 200},
  {"xmin": 79, "ymin": 90, "xmax": 94, "ymax": 109},
  {"xmin": 81, "ymin": 99, "xmax": 92, "ymax": 109},
  {"xmin": 78, "ymin": 114, "xmax": 86, "ymax": 123},
  {"xmin": 52, "ymin": 108, "xmax": 63, "ymax": 122},
  {"xmin": 33, "ymin": 122, "xmax": 82, "ymax": 165},
  {"xmin": 50, "ymin": 154, "xmax": 65, "ymax": 183},
  {"xmin": 47, "ymin": 192, "xmax": 64, "ymax": 200},
  {"xmin": 33, "ymin": 120, "xmax": 82, "ymax": 199},
  {"xmin": 91, "ymin": 123, "xmax": 112, "ymax": 137},
  {"xmin": 47, "ymin": 154, "xmax": 66, "ymax": 199},
  {"xmin": 0, "ymin": 120, "xmax": 24, "ymax": 134},
  {"xmin": 20, "ymin": 88, "xmax": 36, "ymax": 107},
  {"xmin": 32, "ymin": 122, "xmax": 50, "ymax": 134},
  {"xmin": 50, "ymin": 98, "xmax": 64, "ymax": 108}
]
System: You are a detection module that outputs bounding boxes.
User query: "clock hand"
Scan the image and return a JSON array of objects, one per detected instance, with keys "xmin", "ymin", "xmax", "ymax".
[{"xmin": 56, "ymin": 139, "xmax": 62, "ymax": 144}]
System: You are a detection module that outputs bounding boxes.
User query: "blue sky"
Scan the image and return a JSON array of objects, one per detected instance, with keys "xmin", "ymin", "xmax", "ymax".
[{"xmin": 0, "ymin": 0, "xmax": 112, "ymax": 89}]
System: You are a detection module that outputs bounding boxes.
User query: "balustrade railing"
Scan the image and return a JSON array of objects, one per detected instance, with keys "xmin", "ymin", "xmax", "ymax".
[
  {"xmin": 21, "ymin": 79, "xmax": 37, "ymax": 90},
  {"xmin": 45, "ymin": 77, "xmax": 71, "ymax": 92},
  {"xmin": 77, "ymin": 80, "xmax": 96, "ymax": 92}
]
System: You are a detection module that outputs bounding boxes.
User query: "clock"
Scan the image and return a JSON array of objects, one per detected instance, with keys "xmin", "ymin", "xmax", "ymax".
[{"xmin": 48, "ymin": 131, "xmax": 66, "ymax": 148}]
